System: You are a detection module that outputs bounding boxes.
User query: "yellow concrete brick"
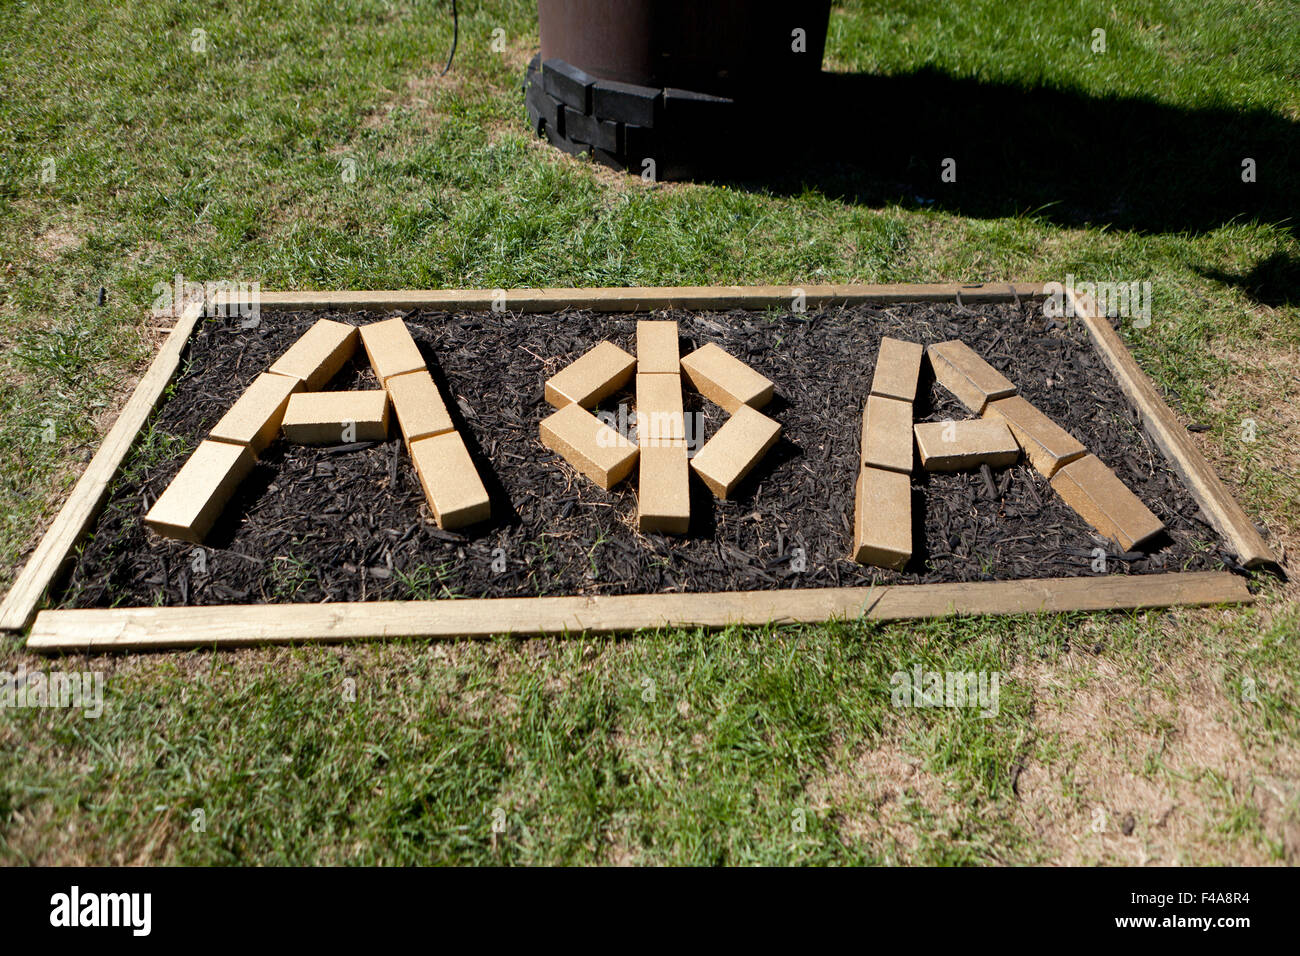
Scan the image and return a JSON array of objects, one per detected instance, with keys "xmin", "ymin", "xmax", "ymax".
[
  {"xmin": 638, "ymin": 444, "xmax": 690, "ymax": 534},
  {"xmin": 679, "ymin": 342, "xmax": 774, "ymax": 412},
  {"xmin": 1050, "ymin": 454, "xmax": 1165, "ymax": 551},
  {"xmin": 409, "ymin": 431, "xmax": 491, "ymax": 529},
  {"xmin": 386, "ymin": 369, "xmax": 454, "ymax": 446},
  {"xmin": 209, "ymin": 372, "xmax": 302, "ymax": 453},
  {"xmin": 544, "ymin": 340, "xmax": 636, "ymax": 409},
  {"xmin": 913, "ymin": 419, "xmax": 1019, "ymax": 471},
  {"xmin": 359, "ymin": 317, "xmax": 426, "ymax": 383},
  {"xmin": 851, "ymin": 467, "xmax": 911, "ymax": 570},
  {"xmin": 281, "ymin": 390, "xmax": 390, "ymax": 444},
  {"xmin": 690, "ymin": 405, "xmax": 781, "ymax": 499},
  {"xmin": 927, "ymin": 340, "xmax": 1017, "ymax": 413},
  {"xmin": 635, "ymin": 372, "xmax": 685, "ymax": 446},
  {"xmin": 539, "ymin": 402, "xmax": 639, "ymax": 489},
  {"xmin": 860, "ymin": 395, "xmax": 914, "ymax": 474},
  {"xmin": 143, "ymin": 440, "xmax": 256, "ymax": 544},
  {"xmin": 982, "ymin": 395, "xmax": 1086, "ymax": 477},
  {"xmin": 268, "ymin": 319, "xmax": 358, "ymax": 389},
  {"xmin": 637, "ymin": 319, "xmax": 679, "ymax": 373},
  {"xmin": 870, "ymin": 337, "xmax": 925, "ymax": 402}
]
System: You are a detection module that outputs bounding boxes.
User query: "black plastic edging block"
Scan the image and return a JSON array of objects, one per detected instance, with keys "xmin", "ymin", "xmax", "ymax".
[
  {"xmin": 544, "ymin": 123, "xmax": 592, "ymax": 159},
  {"xmin": 542, "ymin": 59, "xmax": 596, "ymax": 114},
  {"xmin": 623, "ymin": 124, "xmax": 658, "ymax": 162},
  {"xmin": 592, "ymin": 79, "xmax": 660, "ymax": 128},
  {"xmin": 564, "ymin": 107, "xmax": 619, "ymax": 152},
  {"xmin": 526, "ymin": 79, "xmax": 565, "ymax": 136},
  {"xmin": 592, "ymin": 147, "xmax": 627, "ymax": 172},
  {"xmin": 525, "ymin": 102, "xmax": 545, "ymax": 136}
]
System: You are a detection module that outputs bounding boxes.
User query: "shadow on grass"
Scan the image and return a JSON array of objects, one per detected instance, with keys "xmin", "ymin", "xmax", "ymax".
[
  {"xmin": 673, "ymin": 69, "xmax": 1297, "ymax": 283},
  {"xmin": 1198, "ymin": 250, "xmax": 1300, "ymax": 308}
]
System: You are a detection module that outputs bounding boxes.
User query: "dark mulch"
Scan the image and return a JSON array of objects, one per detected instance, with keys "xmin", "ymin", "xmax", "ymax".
[{"xmin": 58, "ymin": 302, "xmax": 1227, "ymax": 608}]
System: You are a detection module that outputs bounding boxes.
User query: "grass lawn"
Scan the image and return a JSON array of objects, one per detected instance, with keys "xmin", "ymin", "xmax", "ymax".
[{"xmin": 1, "ymin": 0, "xmax": 1297, "ymax": 864}]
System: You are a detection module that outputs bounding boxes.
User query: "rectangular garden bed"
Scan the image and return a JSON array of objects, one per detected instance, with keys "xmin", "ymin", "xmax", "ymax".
[{"xmin": 0, "ymin": 284, "xmax": 1269, "ymax": 651}]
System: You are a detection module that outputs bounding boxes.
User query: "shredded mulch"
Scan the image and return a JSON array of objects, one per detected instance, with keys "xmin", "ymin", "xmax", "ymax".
[{"xmin": 58, "ymin": 302, "xmax": 1228, "ymax": 608}]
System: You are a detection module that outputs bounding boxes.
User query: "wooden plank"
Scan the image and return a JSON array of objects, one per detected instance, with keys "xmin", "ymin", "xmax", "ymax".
[
  {"xmin": 24, "ymin": 571, "xmax": 1252, "ymax": 652},
  {"xmin": 281, "ymin": 390, "xmax": 390, "ymax": 444},
  {"xmin": 267, "ymin": 319, "xmax": 357, "ymax": 389},
  {"xmin": 636, "ymin": 319, "xmax": 680, "ymax": 373},
  {"xmin": 914, "ymin": 419, "xmax": 1020, "ymax": 472},
  {"xmin": 637, "ymin": 444, "xmax": 690, "ymax": 534},
  {"xmin": 544, "ymin": 340, "xmax": 636, "ymax": 408},
  {"xmin": 690, "ymin": 405, "xmax": 782, "ymax": 498},
  {"xmin": 927, "ymin": 340, "xmax": 1017, "ymax": 414},
  {"xmin": 0, "ymin": 301, "xmax": 208, "ymax": 632},
  {"xmin": 1069, "ymin": 289, "xmax": 1277, "ymax": 568},
  {"xmin": 209, "ymin": 371, "xmax": 302, "ymax": 453},
  {"xmin": 852, "ymin": 467, "xmax": 912, "ymax": 570},
  {"xmin": 244, "ymin": 282, "xmax": 1050, "ymax": 314},
  {"xmin": 1050, "ymin": 453, "xmax": 1165, "ymax": 551},
  {"xmin": 409, "ymin": 431, "xmax": 492, "ymax": 529},
  {"xmin": 358, "ymin": 317, "xmax": 426, "ymax": 384},
  {"xmin": 860, "ymin": 395, "xmax": 915, "ymax": 474},
  {"xmin": 142, "ymin": 440, "xmax": 257, "ymax": 544},
  {"xmin": 540, "ymin": 402, "xmax": 640, "ymax": 489},
  {"xmin": 982, "ymin": 394, "xmax": 1085, "ymax": 478},
  {"xmin": 869, "ymin": 336, "xmax": 925, "ymax": 403},
  {"xmin": 680, "ymin": 342, "xmax": 774, "ymax": 412}
]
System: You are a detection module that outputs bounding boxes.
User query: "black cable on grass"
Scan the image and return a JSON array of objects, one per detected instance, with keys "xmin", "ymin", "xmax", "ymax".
[{"xmin": 439, "ymin": 0, "xmax": 459, "ymax": 76}]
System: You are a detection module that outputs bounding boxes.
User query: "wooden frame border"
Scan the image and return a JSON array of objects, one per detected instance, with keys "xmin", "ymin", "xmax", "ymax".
[
  {"xmin": 1067, "ymin": 289, "xmax": 1276, "ymax": 569},
  {"xmin": 25, "ymin": 572, "xmax": 1249, "ymax": 651},
  {"xmin": 1, "ymin": 283, "xmax": 1268, "ymax": 650},
  {"xmin": 0, "ymin": 300, "xmax": 207, "ymax": 633},
  {"xmin": 250, "ymin": 282, "xmax": 1047, "ymax": 314}
]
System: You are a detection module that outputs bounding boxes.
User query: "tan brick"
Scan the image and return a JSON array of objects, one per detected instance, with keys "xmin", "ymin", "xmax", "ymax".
[
  {"xmin": 386, "ymin": 369, "xmax": 454, "ymax": 447},
  {"xmin": 927, "ymin": 340, "xmax": 1017, "ymax": 413},
  {"xmin": 143, "ymin": 440, "xmax": 256, "ymax": 544},
  {"xmin": 539, "ymin": 402, "xmax": 639, "ymax": 489},
  {"xmin": 637, "ymin": 319, "xmax": 679, "ymax": 373},
  {"xmin": 281, "ymin": 390, "xmax": 390, "ymax": 444},
  {"xmin": 1050, "ymin": 454, "xmax": 1165, "ymax": 551},
  {"xmin": 982, "ymin": 395, "xmax": 1086, "ymax": 477},
  {"xmin": 409, "ymin": 431, "xmax": 491, "ymax": 529},
  {"xmin": 679, "ymin": 342, "xmax": 774, "ymax": 412},
  {"xmin": 851, "ymin": 467, "xmax": 911, "ymax": 570},
  {"xmin": 545, "ymin": 340, "xmax": 637, "ymax": 409},
  {"xmin": 690, "ymin": 405, "xmax": 781, "ymax": 499},
  {"xmin": 870, "ymin": 337, "xmax": 925, "ymax": 402},
  {"xmin": 209, "ymin": 372, "xmax": 302, "ymax": 453},
  {"xmin": 359, "ymin": 317, "xmax": 426, "ymax": 384},
  {"xmin": 268, "ymin": 319, "xmax": 358, "ymax": 389},
  {"xmin": 635, "ymin": 372, "xmax": 686, "ymax": 446},
  {"xmin": 860, "ymin": 395, "xmax": 914, "ymax": 474},
  {"xmin": 913, "ymin": 419, "xmax": 1020, "ymax": 471},
  {"xmin": 638, "ymin": 444, "xmax": 690, "ymax": 534}
]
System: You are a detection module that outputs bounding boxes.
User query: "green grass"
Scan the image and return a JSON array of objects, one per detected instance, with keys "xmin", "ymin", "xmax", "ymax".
[{"xmin": 1, "ymin": 0, "xmax": 1298, "ymax": 864}]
